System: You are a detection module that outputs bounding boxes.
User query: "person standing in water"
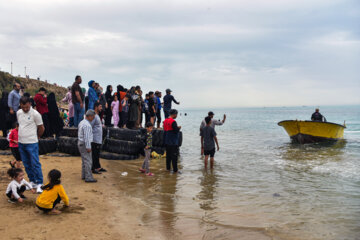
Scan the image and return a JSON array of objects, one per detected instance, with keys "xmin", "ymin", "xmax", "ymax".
[
  {"xmin": 163, "ymin": 109, "xmax": 181, "ymax": 174},
  {"xmin": 199, "ymin": 111, "xmax": 226, "ymax": 155},
  {"xmin": 201, "ymin": 117, "xmax": 220, "ymax": 169}
]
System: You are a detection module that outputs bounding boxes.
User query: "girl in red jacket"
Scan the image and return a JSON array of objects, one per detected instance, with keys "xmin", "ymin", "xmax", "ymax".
[{"xmin": 9, "ymin": 122, "xmax": 21, "ymax": 168}]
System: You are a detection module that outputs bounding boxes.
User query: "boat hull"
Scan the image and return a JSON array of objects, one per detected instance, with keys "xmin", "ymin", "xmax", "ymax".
[{"xmin": 278, "ymin": 120, "xmax": 346, "ymax": 144}]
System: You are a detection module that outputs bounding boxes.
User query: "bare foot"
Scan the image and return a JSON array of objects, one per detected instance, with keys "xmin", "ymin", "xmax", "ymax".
[{"xmin": 48, "ymin": 209, "xmax": 62, "ymax": 215}]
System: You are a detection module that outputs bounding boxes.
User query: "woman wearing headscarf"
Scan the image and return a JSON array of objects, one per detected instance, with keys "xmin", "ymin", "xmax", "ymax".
[
  {"xmin": 116, "ymin": 85, "xmax": 126, "ymax": 127},
  {"xmin": 47, "ymin": 93, "xmax": 64, "ymax": 137},
  {"xmin": 128, "ymin": 87, "xmax": 141, "ymax": 129},
  {"xmin": 0, "ymin": 92, "xmax": 10, "ymax": 137},
  {"xmin": 87, "ymin": 80, "xmax": 98, "ymax": 110},
  {"xmin": 104, "ymin": 85, "xmax": 113, "ymax": 126},
  {"xmin": 62, "ymin": 87, "xmax": 74, "ymax": 127}
]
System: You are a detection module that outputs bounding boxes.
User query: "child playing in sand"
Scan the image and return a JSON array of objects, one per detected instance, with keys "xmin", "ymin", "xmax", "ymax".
[
  {"xmin": 111, "ymin": 94, "xmax": 120, "ymax": 128},
  {"xmin": 139, "ymin": 122, "xmax": 154, "ymax": 176},
  {"xmin": 6, "ymin": 168, "xmax": 35, "ymax": 203},
  {"xmin": 36, "ymin": 169, "xmax": 69, "ymax": 215},
  {"xmin": 8, "ymin": 122, "xmax": 21, "ymax": 168},
  {"xmin": 201, "ymin": 116, "xmax": 220, "ymax": 169}
]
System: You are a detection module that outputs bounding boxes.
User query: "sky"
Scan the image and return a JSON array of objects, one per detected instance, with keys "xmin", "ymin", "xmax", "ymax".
[{"xmin": 0, "ymin": 0, "xmax": 359, "ymax": 108}]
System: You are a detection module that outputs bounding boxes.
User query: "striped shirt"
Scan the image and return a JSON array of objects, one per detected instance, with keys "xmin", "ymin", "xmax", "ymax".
[{"xmin": 78, "ymin": 119, "xmax": 93, "ymax": 149}]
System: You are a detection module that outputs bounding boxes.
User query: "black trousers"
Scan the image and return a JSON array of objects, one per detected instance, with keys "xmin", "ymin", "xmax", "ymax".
[
  {"xmin": 104, "ymin": 107, "xmax": 112, "ymax": 126},
  {"xmin": 7, "ymin": 185, "xmax": 26, "ymax": 199},
  {"xmin": 91, "ymin": 142, "xmax": 102, "ymax": 170},
  {"xmin": 166, "ymin": 145, "xmax": 179, "ymax": 172},
  {"xmin": 42, "ymin": 113, "xmax": 50, "ymax": 138},
  {"xmin": 156, "ymin": 110, "xmax": 161, "ymax": 124},
  {"xmin": 37, "ymin": 195, "xmax": 61, "ymax": 213}
]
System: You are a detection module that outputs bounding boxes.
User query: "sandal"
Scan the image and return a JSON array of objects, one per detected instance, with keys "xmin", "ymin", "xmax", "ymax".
[
  {"xmin": 9, "ymin": 161, "xmax": 15, "ymax": 168},
  {"xmin": 139, "ymin": 168, "xmax": 146, "ymax": 173}
]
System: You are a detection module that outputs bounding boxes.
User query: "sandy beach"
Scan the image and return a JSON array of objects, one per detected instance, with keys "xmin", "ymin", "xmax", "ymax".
[{"xmin": 0, "ymin": 153, "xmax": 166, "ymax": 240}]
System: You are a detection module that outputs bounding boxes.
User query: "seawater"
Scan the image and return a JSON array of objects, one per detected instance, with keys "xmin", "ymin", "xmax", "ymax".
[{"xmin": 114, "ymin": 106, "xmax": 360, "ymax": 240}]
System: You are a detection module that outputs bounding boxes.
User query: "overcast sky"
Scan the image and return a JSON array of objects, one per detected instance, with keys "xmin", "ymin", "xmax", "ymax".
[{"xmin": 0, "ymin": 0, "xmax": 359, "ymax": 108}]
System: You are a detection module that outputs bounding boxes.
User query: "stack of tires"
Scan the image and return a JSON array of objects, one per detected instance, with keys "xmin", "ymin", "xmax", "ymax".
[
  {"xmin": 101, "ymin": 128, "xmax": 143, "ymax": 160},
  {"xmin": 0, "ymin": 136, "xmax": 57, "ymax": 155},
  {"xmin": 151, "ymin": 130, "xmax": 183, "ymax": 155},
  {"xmin": 57, "ymin": 127, "xmax": 183, "ymax": 160}
]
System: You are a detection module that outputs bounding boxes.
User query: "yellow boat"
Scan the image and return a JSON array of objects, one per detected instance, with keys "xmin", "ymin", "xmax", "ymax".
[{"xmin": 278, "ymin": 120, "xmax": 346, "ymax": 144}]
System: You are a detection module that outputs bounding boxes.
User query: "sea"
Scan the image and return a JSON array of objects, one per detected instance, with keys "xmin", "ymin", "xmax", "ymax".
[{"xmin": 115, "ymin": 106, "xmax": 360, "ymax": 240}]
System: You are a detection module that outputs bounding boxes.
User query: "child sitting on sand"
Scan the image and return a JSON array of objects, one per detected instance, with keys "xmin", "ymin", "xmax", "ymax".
[
  {"xmin": 139, "ymin": 122, "xmax": 154, "ymax": 176},
  {"xmin": 8, "ymin": 122, "xmax": 21, "ymax": 168},
  {"xmin": 111, "ymin": 94, "xmax": 120, "ymax": 128},
  {"xmin": 201, "ymin": 116, "xmax": 220, "ymax": 169},
  {"xmin": 36, "ymin": 169, "xmax": 69, "ymax": 215},
  {"xmin": 6, "ymin": 168, "xmax": 35, "ymax": 203}
]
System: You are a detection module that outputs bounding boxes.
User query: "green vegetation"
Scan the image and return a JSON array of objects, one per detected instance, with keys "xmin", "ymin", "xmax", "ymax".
[{"xmin": 0, "ymin": 71, "xmax": 67, "ymax": 102}]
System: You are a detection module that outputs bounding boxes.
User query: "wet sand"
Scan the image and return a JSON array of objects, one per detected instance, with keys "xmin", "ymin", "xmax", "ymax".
[
  {"xmin": 0, "ymin": 153, "xmax": 165, "ymax": 240},
  {"xmin": 0, "ymin": 152, "xmax": 271, "ymax": 240}
]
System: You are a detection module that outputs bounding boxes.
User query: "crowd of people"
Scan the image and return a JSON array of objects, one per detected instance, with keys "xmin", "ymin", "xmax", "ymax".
[
  {"xmin": 0, "ymin": 75, "xmax": 185, "ymax": 214},
  {"xmin": 66, "ymin": 75, "xmax": 180, "ymax": 129},
  {"xmin": 0, "ymin": 83, "xmax": 64, "ymax": 139}
]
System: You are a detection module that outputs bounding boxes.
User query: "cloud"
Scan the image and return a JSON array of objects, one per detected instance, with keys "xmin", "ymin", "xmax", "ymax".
[{"xmin": 0, "ymin": 0, "xmax": 359, "ymax": 108}]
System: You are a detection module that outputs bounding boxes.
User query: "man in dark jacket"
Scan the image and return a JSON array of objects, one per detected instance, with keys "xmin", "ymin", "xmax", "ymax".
[
  {"xmin": 163, "ymin": 109, "xmax": 181, "ymax": 173},
  {"xmin": 311, "ymin": 108, "xmax": 326, "ymax": 122},
  {"xmin": 163, "ymin": 89, "xmax": 180, "ymax": 119}
]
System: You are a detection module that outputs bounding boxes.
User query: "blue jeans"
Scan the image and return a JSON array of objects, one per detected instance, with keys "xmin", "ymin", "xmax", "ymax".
[
  {"xmin": 74, "ymin": 102, "xmax": 85, "ymax": 127},
  {"xmin": 18, "ymin": 143, "xmax": 43, "ymax": 184},
  {"xmin": 69, "ymin": 117, "xmax": 74, "ymax": 127}
]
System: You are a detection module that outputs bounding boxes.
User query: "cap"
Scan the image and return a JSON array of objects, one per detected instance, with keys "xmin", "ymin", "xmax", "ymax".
[
  {"xmin": 85, "ymin": 109, "xmax": 95, "ymax": 116},
  {"xmin": 166, "ymin": 88, "xmax": 172, "ymax": 93},
  {"xmin": 208, "ymin": 111, "xmax": 214, "ymax": 116}
]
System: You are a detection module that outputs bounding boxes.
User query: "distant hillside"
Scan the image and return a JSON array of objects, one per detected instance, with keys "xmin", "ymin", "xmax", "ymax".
[{"xmin": 0, "ymin": 71, "xmax": 68, "ymax": 102}]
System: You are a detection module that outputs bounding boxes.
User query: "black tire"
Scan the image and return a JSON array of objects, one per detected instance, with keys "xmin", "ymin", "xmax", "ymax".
[
  {"xmin": 100, "ymin": 151, "xmax": 139, "ymax": 161},
  {"xmin": 108, "ymin": 127, "xmax": 143, "ymax": 142},
  {"xmin": 57, "ymin": 136, "xmax": 80, "ymax": 156},
  {"xmin": 39, "ymin": 138, "xmax": 57, "ymax": 155},
  {"xmin": 102, "ymin": 139, "xmax": 143, "ymax": 155},
  {"xmin": 151, "ymin": 129, "xmax": 164, "ymax": 147},
  {"xmin": 0, "ymin": 137, "xmax": 9, "ymax": 150},
  {"xmin": 60, "ymin": 127, "xmax": 78, "ymax": 138}
]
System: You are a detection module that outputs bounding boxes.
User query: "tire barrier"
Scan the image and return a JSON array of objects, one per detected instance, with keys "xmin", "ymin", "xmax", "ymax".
[
  {"xmin": 57, "ymin": 136, "xmax": 80, "ymax": 156},
  {"xmin": 0, "ymin": 137, "xmax": 9, "ymax": 150},
  {"xmin": 59, "ymin": 127, "xmax": 78, "ymax": 138},
  {"xmin": 102, "ymin": 139, "xmax": 143, "ymax": 156},
  {"xmin": 39, "ymin": 138, "xmax": 58, "ymax": 155},
  {"xmin": 100, "ymin": 151, "xmax": 139, "ymax": 161},
  {"xmin": 107, "ymin": 127, "xmax": 143, "ymax": 142}
]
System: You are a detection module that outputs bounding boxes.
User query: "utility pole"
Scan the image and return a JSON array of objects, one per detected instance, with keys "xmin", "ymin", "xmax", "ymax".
[
  {"xmin": 11, "ymin": 62, "xmax": 13, "ymax": 75},
  {"xmin": 24, "ymin": 66, "xmax": 26, "ymax": 77}
]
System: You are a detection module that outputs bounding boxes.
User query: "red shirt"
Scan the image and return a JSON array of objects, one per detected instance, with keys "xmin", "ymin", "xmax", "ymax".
[
  {"xmin": 34, "ymin": 93, "xmax": 49, "ymax": 114},
  {"xmin": 164, "ymin": 118, "xmax": 175, "ymax": 131},
  {"xmin": 118, "ymin": 92, "xmax": 127, "ymax": 112},
  {"xmin": 9, "ymin": 128, "xmax": 19, "ymax": 148}
]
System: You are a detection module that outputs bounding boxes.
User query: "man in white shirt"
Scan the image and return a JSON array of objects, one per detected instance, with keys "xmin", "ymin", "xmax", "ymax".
[
  {"xmin": 199, "ymin": 111, "xmax": 226, "ymax": 155},
  {"xmin": 78, "ymin": 110, "xmax": 97, "ymax": 183},
  {"xmin": 17, "ymin": 96, "xmax": 45, "ymax": 193}
]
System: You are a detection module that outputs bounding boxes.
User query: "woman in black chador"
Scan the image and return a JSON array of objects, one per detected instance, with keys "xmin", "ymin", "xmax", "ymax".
[
  {"xmin": 0, "ymin": 92, "xmax": 11, "ymax": 137},
  {"xmin": 47, "ymin": 93, "xmax": 64, "ymax": 138},
  {"xmin": 104, "ymin": 85, "xmax": 113, "ymax": 126}
]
